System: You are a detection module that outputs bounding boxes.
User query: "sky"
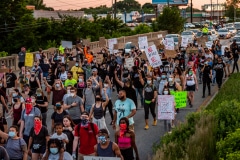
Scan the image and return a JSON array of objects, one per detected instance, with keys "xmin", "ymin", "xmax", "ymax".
[{"xmin": 44, "ymin": 0, "xmax": 226, "ymax": 10}]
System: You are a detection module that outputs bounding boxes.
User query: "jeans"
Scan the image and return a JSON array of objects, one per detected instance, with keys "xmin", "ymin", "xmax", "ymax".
[
  {"xmin": 135, "ymin": 88, "xmax": 144, "ymax": 107},
  {"xmin": 85, "ymin": 105, "xmax": 92, "ymax": 113},
  {"xmin": 232, "ymin": 58, "xmax": 239, "ymax": 73},
  {"xmin": 42, "ymin": 112, "xmax": 47, "ymax": 127},
  {"xmin": 216, "ymin": 71, "xmax": 224, "ymax": 88},
  {"xmin": 212, "ymin": 70, "xmax": 216, "ymax": 84}
]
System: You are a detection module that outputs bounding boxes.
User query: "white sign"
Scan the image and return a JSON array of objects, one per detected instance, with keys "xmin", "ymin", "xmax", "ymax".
[
  {"xmin": 221, "ymin": 45, "xmax": 227, "ymax": 56},
  {"xmin": 61, "ymin": 40, "xmax": 72, "ymax": 49},
  {"xmin": 158, "ymin": 95, "xmax": 175, "ymax": 120},
  {"xmin": 205, "ymin": 41, "xmax": 213, "ymax": 49},
  {"xmin": 138, "ymin": 36, "xmax": 148, "ymax": 50},
  {"xmin": 84, "ymin": 156, "xmax": 120, "ymax": 160},
  {"xmin": 181, "ymin": 37, "xmax": 188, "ymax": 47},
  {"xmin": 144, "ymin": 45, "xmax": 162, "ymax": 68},
  {"xmin": 125, "ymin": 58, "xmax": 134, "ymax": 69},
  {"xmin": 108, "ymin": 38, "xmax": 117, "ymax": 54},
  {"xmin": 165, "ymin": 38, "xmax": 175, "ymax": 50},
  {"xmin": 157, "ymin": 34, "xmax": 163, "ymax": 39}
]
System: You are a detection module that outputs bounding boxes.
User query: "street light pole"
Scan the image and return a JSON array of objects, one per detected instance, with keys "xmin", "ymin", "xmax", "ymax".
[
  {"xmin": 124, "ymin": 8, "xmax": 127, "ymax": 23},
  {"xmin": 190, "ymin": 0, "xmax": 193, "ymax": 23},
  {"xmin": 114, "ymin": 0, "xmax": 117, "ymax": 19}
]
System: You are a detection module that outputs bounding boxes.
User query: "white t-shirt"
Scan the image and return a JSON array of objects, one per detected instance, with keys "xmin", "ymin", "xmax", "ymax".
[{"xmin": 51, "ymin": 133, "xmax": 69, "ymax": 149}]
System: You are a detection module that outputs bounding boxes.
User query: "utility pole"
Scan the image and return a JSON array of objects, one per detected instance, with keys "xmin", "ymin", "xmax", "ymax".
[
  {"xmin": 217, "ymin": 0, "xmax": 219, "ymax": 23},
  {"xmin": 210, "ymin": 0, "xmax": 213, "ymax": 22},
  {"xmin": 190, "ymin": 0, "xmax": 193, "ymax": 23},
  {"xmin": 168, "ymin": 0, "xmax": 170, "ymax": 7},
  {"xmin": 114, "ymin": 0, "xmax": 117, "ymax": 19}
]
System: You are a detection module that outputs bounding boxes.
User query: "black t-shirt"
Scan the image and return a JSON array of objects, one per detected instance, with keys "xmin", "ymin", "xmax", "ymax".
[
  {"xmin": 63, "ymin": 129, "xmax": 74, "ymax": 154},
  {"xmin": 6, "ymin": 73, "xmax": 17, "ymax": 88},
  {"xmin": 203, "ymin": 65, "xmax": 212, "ymax": 78},
  {"xmin": 131, "ymin": 70, "xmax": 145, "ymax": 88},
  {"xmin": 213, "ymin": 62, "xmax": 225, "ymax": 73},
  {"xmin": 144, "ymin": 85, "xmax": 156, "ymax": 101},
  {"xmin": 39, "ymin": 63, "xmax": 50, "ymax": 72},
  {"xmin": 231, "ymin": 43, "xmax": 239, "ymax": 58},
  {"xmin": 29, "ymin": 126, "xmax": 49, "ymax": 146},
  {"xmin": 46, "ymin": 74, "xmax": 55, "ymax": 86},
  {"xmin": 51, "ymin": 110, "xmax": 68, "ymax": 124},
  {"xmin": 36, "ymin": 96, "xmax": 48, "ymax": 113}
]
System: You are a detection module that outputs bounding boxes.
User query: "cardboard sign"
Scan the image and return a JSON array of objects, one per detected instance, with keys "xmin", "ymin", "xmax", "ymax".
[
  {"xmin": 99, "ymin": 37, "xmax": 106, "ymax": 47},
  {"xmin": 144, "ymin": 45, "xmax": 162, "ymax": 67},
  {"xmin": 139, "ymin": 51, "xmax": 148, "ymax": 60},
  {"xmin": 108, "ymin": 38, "xmax": 117, "ymax": 54},
  {"xmin": 68, "ymin": 61, "xmax": 75, "ymax": 70},
  {"xmin": 25, "ymin": 53, "xmax": 34, "ymax": 67},
  {"xmin": 113, "ymin": 44, "xmax": 118, "ymax": 50},
  {"xmin": 84, "ymin": 156, "xmax": 120, "ymax": 160},
  {"xmin": 158, "ymin": 34, "xmax": 163, "ymax": 39},
  {"xmin": 197, "ymin": 37, "xmax": 208, "ymax": 46},
  {"xmin": 83, "ymin": 39, "xmax": 90, "ymax": 46},
  {"xmin": 61, "ymin": 40, "xmax": 72, "ymax": 49},
  {"xmin": 48, "ymin": 48, "xmax": 56, "ymax": 54},
  {"xmin": 0, "ymin": 69, "xmax": 9, "ymax": 73},
  {"xmin": 118, "ymin": 43, "xmax": 125, "ymax": 49},
  {"xmin": 138, "ymin": 36, "xmax": 148, "ymax": 50},
  {"xmin": 158, "ymin": 95, "xmax": 175, "ymax": 120},
  {"xmin": 148, "ymin": 41, "xmax": 155, "ymax": 46},
  {"xmin": 91, "ymin": 48, "xmax": 101, "ymax": 54},
  {"xmin": 186, "ymin": 47, "xmax": 198, "ymax": 54},
  {"xmin": 170, "ymin": 91, "xmax": 187, "ymax": 108},
  {"xmin": 96, "ymin": 54, "xmax": 104, "ymax": 64},
  {"xmin": 125, "ymin": 58, "xmax": 134, "ymax": 69},
  {"xmin": 164, "ymin": 50, "xmax": 177, "ymax": 58}
]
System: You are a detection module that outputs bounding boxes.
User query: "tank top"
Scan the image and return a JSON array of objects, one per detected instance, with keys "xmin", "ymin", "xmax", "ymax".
[
  {"xmin": 118, "ymin": 136, "xmax": 131, "ymax": 149},
  {"xmin": 13, "ymin": 103, "xmax": 22, "ymax": 123},
  {"xmin": 29, "ymin": 78, "xmax": 38, "ymax": 90},
  {"xmin": 97, "ymin": 141, "xmax": 115, "ymax": 157},
  {"xmin": 186, "ymin": 74, "xmax": 195, "ymax": 86},
  {"xmin": 167, "ymin": 82, "xmax": 177, "ymax": 91},
  {"xmin": 93, "ymin": 103, "xmax": 104, "ymax": 119}
]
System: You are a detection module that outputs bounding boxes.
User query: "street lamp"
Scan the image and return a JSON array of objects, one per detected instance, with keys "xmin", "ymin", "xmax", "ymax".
[
  {"xmin": 124, "ymin": 8, "xmax": 127, "ymax": 23},
  {"xmin": 141, "ymin": 8, "xmax": 144, "ymax": 23}
]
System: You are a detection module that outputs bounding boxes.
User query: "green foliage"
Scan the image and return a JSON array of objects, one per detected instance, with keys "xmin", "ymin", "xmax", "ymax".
[
  {"xmin": 217, "ymin": 129, "xmax": 240, "ymax": 159},
  {"xmin": 132, "ymin": 24, "xmax": 152, "ymax": 34},
  {"xmin": 114, "ymin": 0, "xmax": 141, "ymax": 12},
  {"xmin": 0, "ymin": 51, "xmax": 8, "ymax": 57},
  {"xmin": 156, "ymin": 7, "xmax": 185, "ymax": 33}
]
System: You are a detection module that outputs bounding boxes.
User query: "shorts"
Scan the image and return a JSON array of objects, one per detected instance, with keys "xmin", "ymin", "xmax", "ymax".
[
  {"xmin": 45, "ymin": 86, "xmax": 51, "ymax": 93},
  {"xmin": 226, "ymin": 60, "xmax": 232, "ymax": 65},
  {"xmin": 186, "ymin": 84, "xmax": 195, "ymax": 92},
  {"xmin": 32, "ymin": 144, "xmax": 46, "ymax": 154}
]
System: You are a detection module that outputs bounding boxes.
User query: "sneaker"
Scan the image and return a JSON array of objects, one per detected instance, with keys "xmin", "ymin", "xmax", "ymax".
[
  {"xmin": 144, "ymin": 125, "xmax": 149, "ymax": 130},
  {"xmin": 152, "ymin": 120, "xmax": 157, "ymax": 126}
]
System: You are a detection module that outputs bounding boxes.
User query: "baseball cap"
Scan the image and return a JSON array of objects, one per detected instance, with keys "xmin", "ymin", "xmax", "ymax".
[{"xmin": 92, "ymin": 68, "xmax": 98, "ymax": 72}]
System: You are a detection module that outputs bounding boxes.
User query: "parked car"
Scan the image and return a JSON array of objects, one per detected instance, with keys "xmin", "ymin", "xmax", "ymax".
[
  {"xmin": 124, "ymin": 42, "xmax": 135, "ymax": 53},
  {"xmin": 234, "ymin": 22, "xmax": 240, "ymax": 30},
  {"xmin": 227, "ymin": 27, "xmax": 237, "ymax": 36},
  {"xmin": 232, "ymin": 36, "xmax": 240, "ymax": 47},
  {"xmin": 181, "ymin": 31, "xmax": 195, "ymax": 42},
  {"xmin": 218, "ymin": 28, "xmax": 231, "ymax": 39},
  {"xmin": 165, "ymin": 34, "xmax": 181, "ymax": 46},
  {"xmin": 192, "ymin": 22, "xmax": 202, "ymax": 28},
  {"xmin": 189, "ymin": 29, "xmax": 200, "ymax": 35},
  {"xmin": 226, "ymin": 23, "xmax": 234, "ymax": 28},
  {"xmin": 184, "ymin": 23, "xmax": 195, "ymax": 28}
]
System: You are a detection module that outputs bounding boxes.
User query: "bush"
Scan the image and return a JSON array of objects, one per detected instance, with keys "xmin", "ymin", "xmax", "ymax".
[{"xmin": 0, "ymin": 51, "xmax": 8, "ymax": 57}]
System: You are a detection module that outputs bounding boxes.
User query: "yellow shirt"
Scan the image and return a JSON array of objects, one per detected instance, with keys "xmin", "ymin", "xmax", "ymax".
[{"xmin": 71, "ymin": 66, "xmax": 84, "ymax": 80}]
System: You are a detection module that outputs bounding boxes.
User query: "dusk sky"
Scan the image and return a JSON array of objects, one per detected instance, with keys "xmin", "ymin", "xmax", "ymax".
[{"xmin": 44, "ymin": 0, "xmax": 225, "ymax": 10}]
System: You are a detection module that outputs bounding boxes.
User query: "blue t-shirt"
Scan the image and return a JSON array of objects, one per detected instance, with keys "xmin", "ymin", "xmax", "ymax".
[{"xmin": 114, "ymin": 98, "xmax": 136, "ymax": 125}]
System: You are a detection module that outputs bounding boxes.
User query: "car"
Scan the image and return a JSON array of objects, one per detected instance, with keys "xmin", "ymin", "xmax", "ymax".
[
  {"xmin": 236, "ymin": 30, "xmax": 240, "ymax": 35},
  {"xmin": 189, "ymin": 29, "xmax": 200, "ymax": 35},
  {"xmin": 124, "ymin": 42, "xmax": 135, "ymax": 54},
  {"xmin": 234, "ymin": 22, "xmax": 240, "ymax": 30},
  {"xmin": 227, "ymin": 27, "xmax": 237, "ymax": 36},
  {"xmin": 218, "ymin": 28, "xmax": 231, "ymax": 39},
  {"xmin": 192, "ymin": 22, "xmax": 202, "ymax": 28},
  {"xmin": 184, "ymin": 23, "xmax": 195, "ymax": 28},
  {"xmin": 232, "ymin": 36, "xmax": 240, "ymax": 47},
  {"xmin": 165, "ymin": 34, "xmax": 181, "ymax": 46},
  {"xmin": 196, "ymin": 31, "xmax": 203, "ymax": 38},
  {"xmin": 208, "ymin": 30, "xmax": 218, "ymax": 41},
  {"xmin": 208, "ymin": 26, "xmax": 216, "ymax": 32},
  {"xmin": 226, "ymin": 23, "xmax": 234, "ymax": 28},
  {"xmin": 181, "ymin": 31, "xmax": 195, "ymax": 42}
]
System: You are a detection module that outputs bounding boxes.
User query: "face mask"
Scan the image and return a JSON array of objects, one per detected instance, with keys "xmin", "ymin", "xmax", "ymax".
[
  {"xmin": 37, "ymin": 93, "xmax": 41, "ymax": 97},
  {"xmin": 147, "ymin": 80, "xmax": 151, "ymax": 84},
  {"xmin": 67, "ymin": 76, "xmax": 71, "ymax": 79},
  {"xmin": 120, "ymin": 123, "xmax": 127, "ymax": 130},
  {"xmin": 168, "ymin": 78, "xmax": 173, "ymax": 82},
  {"xmin": 34, "ymin": 120, "xmax": 42, "ymax": 135},
  {"xmin": 31, "ymin": 74, "xmax": 35, "ymax": 77},
  {"xmin": 161, "ymin": 75, "xmax": 166, "ymax": 79},
  {"xmin": 70, "ymin": 93, "xmax": 74, "ymax": 97},
  {"xmin": 12, "ymin": 93, "xmax": 17, "ymax": 97},
  {"xmin": 25, "ymin": 103, "xmax": 33, "ymax": 115},
  {"xmin": 55, "ymin": 84, "xmax": 60, "ymax": 88},
  {"xmin": 56, "ymin": 104, "xmax": 61, "ymax": 110},
  {"xmin": 96, "ymin": 97, "xmax": 101, "ymax": 101},
  {"xmin": 67, "ymin": 90, "xmax": 70, "ymax": 94},
  {"xmin": 104, "ymin": 84, "xmax": 108, "ymax": 88},
  {"xmin": 205, "ymin": 62, "xmax": 208, "ymax": 65},
  {"xmin": 50, "ymin": 148, "xmax": 58, "ymax": 154},
  {"xmin": 8, "ymin": 131, "xmax": 16, "ymax": 138},
  {"xmin": 163, "ymin": 91, "xmax": 169, "ymax": 95},
  {"xmin": 31, "ymin": 99, "xmax": 35, "ymax": 103},
  {"xmin": 189, "ymin": 71, "xmax": 193, "ymax": 75},
  {"xmin": 75, "ymin": 63, "xmax": 79, "ymax": 67},
  {"xmin": 26, "ymin": 72, "xmax": 30, "ymax": 75},
  {"xmin": 81, "ymin": 118, "xmax": 89, "ymax": 126},
  {"xmin": 13, "ymin": 98, "xmax": 18, "ymax": 103},
  {"xmin": 78, "ymin": 78, "xmax": 83, "ymax": 82},
  {"xmin": 98, "ymin": 136, "xmax": 107, "ymax": 144}
]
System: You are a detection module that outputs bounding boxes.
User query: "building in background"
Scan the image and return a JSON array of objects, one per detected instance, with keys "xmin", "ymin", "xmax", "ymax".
[{"xmin": 202, "ymin": 4, "xmax": 226, "ymax": 22}]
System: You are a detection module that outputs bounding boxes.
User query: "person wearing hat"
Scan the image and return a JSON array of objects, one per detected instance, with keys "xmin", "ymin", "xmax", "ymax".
[
  {"xmin": 70, "ymin": 61, "xmax": 84, "ymax": 81},
  {"xmin": 19, "ymin": 97, "xmax": 41, "ymax": 146},
  {"xmin": 94, "ymin": 129, "xmax": 123, "ymax": 160},
  {"xmin": 35, "ymin": 88, "xmax": 48, "ymax": 127}
]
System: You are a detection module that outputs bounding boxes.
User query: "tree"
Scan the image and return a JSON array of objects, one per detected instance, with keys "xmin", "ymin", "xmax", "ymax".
[
  {"xmin": 142, "ymin": 3, "xmax": 155, "ymax": 14},
  {"xmin": 185, "ymin": 6, "xmax": 201, "ymax": 12},
  {"xmin": 114, "ymin": 0, "xmax": 141, "ymax": 12},
  {"xmin": 155, "ymin": 7, "xmax": 185, "ymax": 33},
  {"xmin": 26, "ymin": 0, "xmax": 54, "ymax": 10}
]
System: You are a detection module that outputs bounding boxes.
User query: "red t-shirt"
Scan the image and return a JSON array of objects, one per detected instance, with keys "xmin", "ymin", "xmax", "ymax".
[{"xmin": 74, "ymin": 123, "xmax": 98, "ymax": 154}]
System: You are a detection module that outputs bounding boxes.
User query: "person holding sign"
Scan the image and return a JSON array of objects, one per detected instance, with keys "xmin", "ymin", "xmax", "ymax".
[
  {"xmin": 141, "ymin": 75, "xmax": 158, "ymax": 130},
  {"xmin": 94, "ymin": 129, "xmax": 123, "ymax": 160}
]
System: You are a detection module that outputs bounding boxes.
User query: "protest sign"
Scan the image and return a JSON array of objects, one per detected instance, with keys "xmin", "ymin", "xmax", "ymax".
[
  {"xmin": 84, "ymin": 156, "xmax": 120, "ymax": 160},
  {"xmin": 186, "ymin": 47, "xmax": 198, "ymax": 54},
  {"xmin": 170, "ymin": 91, "xmax": 187, "ymax": 108},
  {"xmin": 144, "ymin": 45, "xmax": 162, "ymax": 67},
  {"xmin": 91, "ymin": 47, "xmax": 101, "ymax": 54},
  {"xmin": 114, "ymin": 44, "xmax": 118, "ymax": 50},
  {"xmin": 48, "ymin": 48, "xmax": 56, "ymax": 54},
  {"xmin": 158, "ymin": 95, "xmax": 175, "ymax": 120},
  {"xmin": 197, "ymin": 37, "xmax": 208, "ymax": 46},
  {"xmin": 25, "ymin": 53, "xmax": 34, "ymax": 67},
  {"xmin": 138, "ymin": 36, "xmax": 148, "ymax": 50},
  {"xmin": 83, "ymin": 39, "xmax": 90, "ymax": 46},
  {"xmin": 118, "ymin": 43, "xmax": 125, "ymax": 49},
  {"xmin": 158, "ymin": 34, "xmax": 163, "ymax": 39},
  {"xmin": 165, "ymin": 38, "xmax": 175, "ymax": 50},
  {"xmin": 164, "ymin": 50, "xmax": 177, "ymax": 58},
  {"xmin": 96, "ymin": 54, "xmax": 104, "ymax": 64},
  {"xmin": 99, "ymin": 37, "xmax": 106, "ymax": 47},
  {"xmin": 61, "ymin": 40, "xmax": 72, "ymax": 49},
  {"xmin": 139, "ymin": 51, "xmax": 148, "ymax": 60},
  {"xmin": 108, "ymin": 38, "xmax": 117, "ymax": 54},
  {"xmin": 125, "ymin": 58, "xmax": 134, "ymax": 69},
  {"xmin": 148, "ymin": 41, "xmax": 154, "ymax": 46},
  {"xmin": 221, "ymin": 45, "xmax": 227, "ymax": 56},
  {"xmin": 0, "ymin": 69, "xmax": 9, "ymax": 73},
  {"xmin": 181, "ymin": 37, "xmax": 188, "ymax": 47},
  {"xmin": 205, "ymin": 41, "xmax": 213, "ymax": 49}
]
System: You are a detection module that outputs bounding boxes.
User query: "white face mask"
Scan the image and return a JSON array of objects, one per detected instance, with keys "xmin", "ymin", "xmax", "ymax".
[
  {"xmin": 168, "ymin": 78, "xmax": 173, "ymax": 82},
  {"xmin": 79, "ymin": 78, "xmax": 83, "ymax": 82},
  {"xmin": 104, "ymin": 84, "xmax": 108, "ymax": 88},
  {"xmin": 163, "ymin": 91, "xmax": 169, "ymax": 95},
  {"xmin": 70, "ymin": 93, "xmax": 74, "ymax": 97},
  {"xmin": 67, "ymin": 90, "xmax": 70, "ymax": 94}
]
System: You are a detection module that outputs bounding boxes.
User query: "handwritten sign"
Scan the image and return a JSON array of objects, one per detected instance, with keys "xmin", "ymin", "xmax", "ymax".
[
  {"xmin": 165, "ymin": 38, "xmax": 175, "ymax": 50},
  {"xmin": 205, "ymin": 41, "xmax": 213, "ymax": 49},
  {"xmin": 118, "ymin": 43, "xmax": 125, "ymax": 49},
  {"xmin": 25, "ymin": 53, "xmax": 34, "ymax": 67},
  {"xmin": 138, "ymin": 36, "xmax": 148, "ymax": 50},
  {"xmin": 170, "ymin": 91, "xmax": 187, "ymax": 108},
  {"xmin": 61, "ymin": 40, "xmax": 72, "ymax": 49},
  {"xmin": 164, "ymin": 50, "xmax": 177, "ymax": 58},
  {"xmin": 221, "ymin": 45, "xmax": 227, "ymax": 56},
  {"xmin": 96, "ymin": 54, "xmax": 104, "ymax": 64},
  {"xmin": 158, "ymin": 34, "xmax": 163, "ymax": 39},
  {"xmin": 125, "ymin": 58, "xmax": 134, "ymax": 69},
  {"xmin": 197, "ymin": 37, "xmax": 208, "ymax": 46},
  {"xmin": 99, "ymin": 37, "xmax": 106, "ymax": 47},
  {"xmin": 108, "ymin": 38, "xmax": 117, "ymax": 54},
  {"xmin": 181, "ymin": 37, "xmax": 188, "ymax": 47},
  {"xmin": 186, "ymin": 47, "xmax": 198, "ymax": 54},
  {"xmin": 158, "ymin": 95, "xmax": 175, "ymax": 120},
  {"xmin": 84, "ymin": 156, "xmax": 120, "ymax": 160},
  {"xmin": 144, "ymin": 45, "xmax": 162, "ymax": 67}
]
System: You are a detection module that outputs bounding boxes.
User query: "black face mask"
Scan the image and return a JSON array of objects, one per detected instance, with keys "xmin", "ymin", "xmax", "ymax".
[
  {"xmin": 96, "ymin": 97, "xmax": 101, "ymax": 101},
  {"xmin": 56, "ymin": 107, "xmax": 61, "ymax": 110},
  {"xmin": 31, "ymin": 74, "xmax": 35, "ymax": 77},
  {"xmin": 13, "ymin": 99, "xmax": 18, "ymax": 103}
]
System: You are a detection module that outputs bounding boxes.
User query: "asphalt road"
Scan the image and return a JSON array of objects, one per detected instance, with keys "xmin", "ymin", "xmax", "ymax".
[{"xmin": 7, "ymin": 38, "xmax": 232, "ymax": 160}]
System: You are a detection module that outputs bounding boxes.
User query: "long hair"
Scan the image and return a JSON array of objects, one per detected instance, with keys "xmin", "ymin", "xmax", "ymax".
[
  {"xmin": 119, "ymin": 117, "xmax": 130, "ymax": 133},
  {"xmin": 63, "ymin": 115, "xmax": 75, "ymax": 128}
]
